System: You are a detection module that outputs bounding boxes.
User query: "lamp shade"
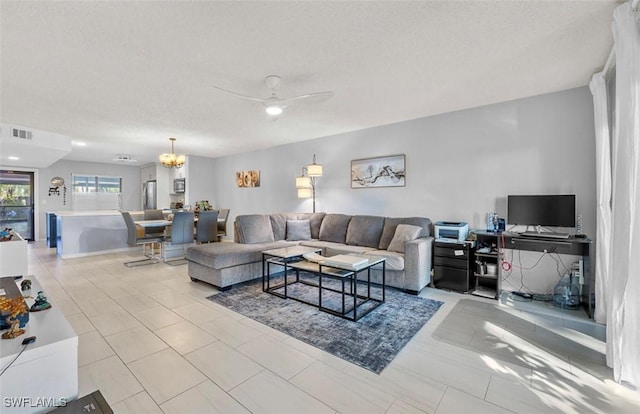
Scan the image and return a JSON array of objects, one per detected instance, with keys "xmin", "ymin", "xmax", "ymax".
[
  {"xmin": 307, "ymin": 163, "xmax": 323, "ymax": 177},
  {"xmin": 297, "ymin": 188, "xmax": 312, "ymax": 198},
  {"xmin": 296, "ymin": 176, "xmax": 312, "ymax": 189}
]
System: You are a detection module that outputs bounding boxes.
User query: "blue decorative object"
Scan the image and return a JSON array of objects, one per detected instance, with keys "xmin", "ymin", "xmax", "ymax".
[{"xmin": 29, "ymin": 291, "xmax": 52, "ymax": 312}]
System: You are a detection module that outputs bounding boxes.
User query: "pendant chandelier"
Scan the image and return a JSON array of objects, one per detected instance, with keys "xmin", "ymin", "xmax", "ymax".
[{"xmin": 159, "ymin": 137, "xmax": 186, "ymax": 169}]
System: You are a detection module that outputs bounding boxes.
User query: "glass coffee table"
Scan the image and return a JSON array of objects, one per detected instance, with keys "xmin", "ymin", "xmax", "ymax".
[
  {"xmin": 262, "ymin": 248, "xmax": 386, "ymax": 321},
  {"xmin": 262, "ymin": 246, "xmax": 322, "ymax": 298}
]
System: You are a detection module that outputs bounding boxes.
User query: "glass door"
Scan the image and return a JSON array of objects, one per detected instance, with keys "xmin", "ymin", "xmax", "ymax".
[{"xmin": 0, "ymin": 170, "xmax": 35, "ymax": 241}]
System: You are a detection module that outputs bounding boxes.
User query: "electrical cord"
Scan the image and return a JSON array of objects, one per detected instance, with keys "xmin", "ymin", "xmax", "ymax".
[
  {"xmin": 0, "ymin": 342, "xmax": 31, "ymax": 376},
  {"xmin": 506, "ymin": 245, "xmax": 574, "ymax": 297}
]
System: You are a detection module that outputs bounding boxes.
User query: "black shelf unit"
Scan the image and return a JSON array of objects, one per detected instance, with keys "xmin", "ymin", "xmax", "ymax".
[
  {"xmin": 472, "ymin": 231, "xmax": 502, "ymax": 299},
  {"xmin": 433, "ymin": 241, "xmax": 474, "ymax": 293}
]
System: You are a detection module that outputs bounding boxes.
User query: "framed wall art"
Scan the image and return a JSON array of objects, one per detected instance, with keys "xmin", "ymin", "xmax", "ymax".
[
  {"xmin": 236, "ymin": 170, "xmax": 260, "ymax": 187},
  {"xmin": 351, "ymin": 154, "xmax": 405, "ymax": 188}
]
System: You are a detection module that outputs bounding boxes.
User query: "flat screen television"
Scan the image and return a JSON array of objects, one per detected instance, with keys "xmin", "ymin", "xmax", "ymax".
[{"xmin": 507, "ymin": 194, "xmax": 576, "ymax": 228}]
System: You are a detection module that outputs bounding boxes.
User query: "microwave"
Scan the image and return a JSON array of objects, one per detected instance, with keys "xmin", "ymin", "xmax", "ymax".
[{"xmin": 173, "ymin": 178, "xmax": 185, "ymax": 193}]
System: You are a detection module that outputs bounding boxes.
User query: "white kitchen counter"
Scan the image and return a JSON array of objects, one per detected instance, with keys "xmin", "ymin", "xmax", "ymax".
[
  {"xmin": 52, "ymin": 210, "xmax": 144, "ymax": 217},
  {"xmin": 51, "ymin": 210, "xmax": 145, "ymax": 258}
]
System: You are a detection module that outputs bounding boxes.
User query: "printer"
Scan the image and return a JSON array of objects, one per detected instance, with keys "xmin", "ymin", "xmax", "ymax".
[{"xmin": 435, "ymin": 221, "xmax": 469, "ymax": 242}]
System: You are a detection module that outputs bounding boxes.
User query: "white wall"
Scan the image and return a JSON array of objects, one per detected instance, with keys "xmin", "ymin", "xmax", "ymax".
[
  {"xmin": 186, "ymin": 155, "xmax": 216, "ymax": 206},
  {"xmin": 210, "ymin": 86, "xmax": 596, "ymax": 238},
  {"xmin": 208, "ymin": 87, "xmax": 595, "ymax": 295},
  {"xmin": 37, "ymin": 160, "xmax": 141, "ymax": 239}
]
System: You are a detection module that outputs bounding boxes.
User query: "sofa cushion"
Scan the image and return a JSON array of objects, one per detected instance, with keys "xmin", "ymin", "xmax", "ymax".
[
  {"xmin": 269, "ymin": 213, "xmax": 298, "ymax": 241},
  {"xmin": 388, "ymin": 224, "xmax": 423, "ymax": 253},
  {"xmin": 299, "ymin": 240, "xmax": 375, "ymax": 257},
  {"xmin": 378, "ymin": 217, "xmax": 432, "ymax": 250},
  {"xmin": 345, "ymin": 215, "xmax": 385, "ymax": 248},
  {"xmin": 296, "ymin": 212, "xmax": 326, "ymax": 239},
  {"xmin": 236, "ymin": 215, "xmax": 275, "ymax": 244},
  {"xmin": 286, "ymin": 219, "xmax": 311, "ymax": 241},
  {"xmin": 318, "ymin": 214, "xmax": 352, "ymax": 243},
  {"xmin": 187, "ymin": 240, "xmax": 293, "ymax": 269},
  {"xmin": 363, "ymin": 250, "xmax": 405, "ymax": 271}
]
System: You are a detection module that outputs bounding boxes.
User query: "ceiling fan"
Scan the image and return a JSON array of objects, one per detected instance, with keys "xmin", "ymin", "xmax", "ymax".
[{"xmin": 211, "ymin": 75, "xmax": 333, "ymax": 116}]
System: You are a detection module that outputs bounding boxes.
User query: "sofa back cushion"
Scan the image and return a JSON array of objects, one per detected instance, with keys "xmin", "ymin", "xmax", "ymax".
[
  {"xmin": 345, "ymin": 215, "xmax": 385, "ymax": 248},
  {"xmin": 269, "ymin": 213, "xmax": 298, "ymax": 241},
  {"xmin": 378, "ymin": 217, "xmax": 432, "ymax": 250},
  {"xmin": 235, "ymin": 214, "xmax": 275, "ymax": 244},
  {"xmin": 296, "ymin": 212, "xmax": 325, "ymax": 239},
  {"xmin": 318, "ymin": 214, "xmax": 352, "ymax": 243}
]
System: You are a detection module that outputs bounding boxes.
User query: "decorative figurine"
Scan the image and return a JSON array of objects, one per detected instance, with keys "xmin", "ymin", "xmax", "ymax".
[
  {"xmin": 0, "ymin": 227, "xmax": 14, "ymax": 241},
  {"xmin": 29, "ymin": 291, "xmax": 52, "ymax": 312},
  {"xmin": 1, "ymin": 317, "xmax": 26, "ymax": 339},
  {"xmin": 20, "ymin": 279, "xmax": 31, "ymax": 291}
]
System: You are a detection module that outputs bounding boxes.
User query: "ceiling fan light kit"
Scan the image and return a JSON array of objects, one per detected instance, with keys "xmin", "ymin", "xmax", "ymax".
[
  {"xmin": 159, "ymin": 137, "xmax": 186, "ymax": 169},
  {"xmin": 211, "ymin": 75, "xmax": 333, "ymax": 116},
  {"xmin": 265, "ymin": 105, "xmax": 283, "ymax": 115}
]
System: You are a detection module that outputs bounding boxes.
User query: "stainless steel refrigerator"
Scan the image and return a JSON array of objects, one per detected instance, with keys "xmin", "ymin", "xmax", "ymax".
[{"xmin": 143, "ymin": 180, "xmax": 157, "ymax": 210}]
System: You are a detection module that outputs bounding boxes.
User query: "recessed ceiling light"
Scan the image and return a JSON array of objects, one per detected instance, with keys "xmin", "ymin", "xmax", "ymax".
[
  {"xmin": 72, "ymin": 140, "xmax": 87, "ymax": 146},
  {"xmin": 8, "ymin": 156, "xmax": 19, "ymax": 160}
]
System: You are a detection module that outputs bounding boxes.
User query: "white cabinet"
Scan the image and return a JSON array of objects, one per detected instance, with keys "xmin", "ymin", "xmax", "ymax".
[
  {"xmin": 0, "ymin": 233, "xmax": 27, "ymax": 277},
  {"xmin": 0, "ymin": 277, "xmax": 78, "ymax": 413}
]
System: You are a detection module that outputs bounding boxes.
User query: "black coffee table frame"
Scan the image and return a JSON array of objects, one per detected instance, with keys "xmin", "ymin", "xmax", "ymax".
[
  {"xmin": 261, "ymin": 247, "xmax": 322, "ymax": 298},
  {"xmin": 263, "ymin": 255, "xmax": 386, "ymax": 321}
]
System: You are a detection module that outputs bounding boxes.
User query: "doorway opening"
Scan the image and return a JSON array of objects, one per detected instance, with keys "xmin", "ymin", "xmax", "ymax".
[{"xmin": 0, "ymin": 170, "xmax": 35, "ymax": 241}]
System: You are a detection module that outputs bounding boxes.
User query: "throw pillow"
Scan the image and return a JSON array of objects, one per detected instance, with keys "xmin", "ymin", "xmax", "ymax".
[
  {"xmin": 387, "ymin": 224, "xmax": 423, "ymax": 253},
  {"xmin": 286, "ymin": 219, "xmax": 312, "ymax": 241}
]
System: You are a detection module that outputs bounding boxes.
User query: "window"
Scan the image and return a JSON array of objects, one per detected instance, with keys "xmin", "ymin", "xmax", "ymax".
[
  {"xmin": 71, "ymin": 174, "xmax": 122, "ymax": 211},
  {"xmin": 72, "ymin": 175, "xmax": 122, "ymax": 193}
]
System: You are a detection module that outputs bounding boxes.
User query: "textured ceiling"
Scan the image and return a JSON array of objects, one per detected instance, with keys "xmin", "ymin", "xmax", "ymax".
[{"xmin": 0, "ymin": 1, "xmax": 621, "ymax": 166}]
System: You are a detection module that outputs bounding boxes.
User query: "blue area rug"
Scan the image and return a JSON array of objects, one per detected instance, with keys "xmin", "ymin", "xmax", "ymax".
[{"xmin": 207, "ymin": 274, "xmax": 443, "ymax": 374}]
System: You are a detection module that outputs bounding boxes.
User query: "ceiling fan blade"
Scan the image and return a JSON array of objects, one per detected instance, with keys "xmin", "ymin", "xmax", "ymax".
[
  {"xmin": 280, "ymin": 91, "xmax": 334, "ymax": 106},
  {"xmin": 210, "ymin": 85, "xmax": 268, "ymax": 103}
]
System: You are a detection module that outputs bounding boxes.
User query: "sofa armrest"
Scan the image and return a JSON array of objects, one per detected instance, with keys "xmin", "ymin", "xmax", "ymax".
[{"xmin": 403, "ymin": 236, "xmax": 434, "ymax": 293}]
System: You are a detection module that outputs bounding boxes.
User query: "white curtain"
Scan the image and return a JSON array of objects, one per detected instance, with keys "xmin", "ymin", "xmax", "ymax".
[
  {"xmin": 588, "ymin": 72, "xmax": 611, "ymax": 327},
  {"xmin": 608, "ymin": 1, "xmax": 640, "ymax": 386}
]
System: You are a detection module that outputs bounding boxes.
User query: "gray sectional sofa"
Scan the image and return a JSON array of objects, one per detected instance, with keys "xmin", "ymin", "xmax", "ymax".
[{"xmin": 186, "ymin": 213, "xmax": 433, "ymax": 294}]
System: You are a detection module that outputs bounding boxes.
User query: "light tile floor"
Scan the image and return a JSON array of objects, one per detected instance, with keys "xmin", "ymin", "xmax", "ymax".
[{"xmin": 22, "ymin": 242, "xmax": 640, "ymax": 413}]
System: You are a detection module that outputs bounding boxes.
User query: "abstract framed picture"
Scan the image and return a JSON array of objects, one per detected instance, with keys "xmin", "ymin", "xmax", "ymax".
[
  {"xmin": 236, "ymin": 170, "xmax": 260, "ymax": 187},
  {"xmin": 351, "ymin": 154, "xmax": 405, "ymax": 188}
]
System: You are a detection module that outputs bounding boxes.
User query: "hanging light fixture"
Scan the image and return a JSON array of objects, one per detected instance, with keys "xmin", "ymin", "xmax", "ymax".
[{"xmin": 159, "ymin": 137, "xmax": 186, "ymax": 169}]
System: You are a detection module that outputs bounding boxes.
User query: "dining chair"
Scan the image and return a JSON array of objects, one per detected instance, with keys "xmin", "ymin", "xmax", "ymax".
[
  {"xmin": 196, "ymin": 210, "xmax": 220, "ymax": 243},
  {"xmin": 163, "ymin": 211, "xmax": 194, "ymax": 266},
  {"xmin": 121, "ymin": 211, "xmax": 164, "ymax": 267},
  {"xmin": 217, "ymin": 208, "xmax": 230, "ymax": 240}
]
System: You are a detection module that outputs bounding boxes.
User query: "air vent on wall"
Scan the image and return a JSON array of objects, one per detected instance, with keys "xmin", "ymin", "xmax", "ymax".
[{"xmin": 12, "ymin": 128, "xmax": 33, "ymax": 140}]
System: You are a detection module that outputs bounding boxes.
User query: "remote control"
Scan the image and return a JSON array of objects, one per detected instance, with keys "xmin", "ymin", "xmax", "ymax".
[{"xmin": 22, "ymin": 336, "xmax": 36, "ymax": 345}]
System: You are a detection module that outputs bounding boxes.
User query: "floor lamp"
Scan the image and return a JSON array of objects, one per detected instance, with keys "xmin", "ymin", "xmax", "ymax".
[{"xmin": 296, "ymin": 155, "xmax": 323, "ymax": 213}]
